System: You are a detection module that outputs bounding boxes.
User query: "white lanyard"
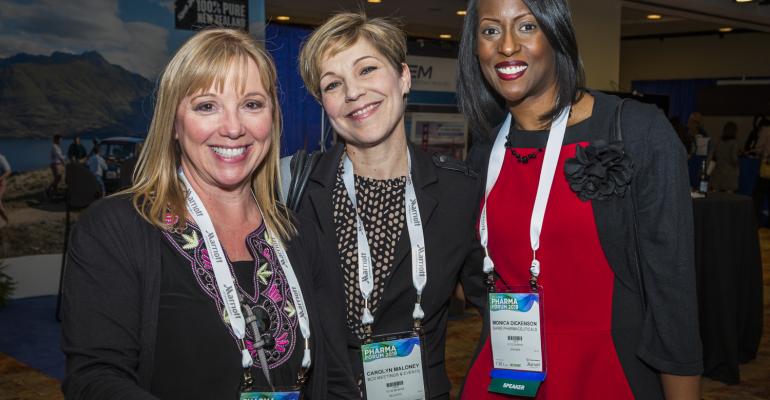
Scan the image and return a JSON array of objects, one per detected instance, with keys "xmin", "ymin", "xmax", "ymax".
[
  {"xmin": 268, "ymin": 226, "xmax": 312, "ymax": 369},
  {"xmin": 479, "ymin": 107, "xmax": 571, "ymax": 287},
  {"xmin": 342, "ymin": 150, "xmax": 428, "ymax": 328},
  {"xmin": 179, "ymin": 171, "xmax": 312, "ymax": 370}
]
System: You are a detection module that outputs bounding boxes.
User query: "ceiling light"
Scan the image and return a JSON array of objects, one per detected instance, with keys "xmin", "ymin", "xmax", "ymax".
[
  {"xmin": 735, "ymin": 0, "xmax": 753, "ymax": 3},
  {"xmin": 367, "ymin": 0, "xmax": 382, "ymax": 3},
  {"xmin": 439, "ymin": 34, "xmax": 452, "ymax": 39},
  {"xmin": 276, "ymin": 16, "xmax": 290, "ymax": 21},
  {"xmin": 646, "ymin": 14, "xmax": 662, "ymax": 20},
  {"xmin": 457, "ymin": 10, "xmax": 467, "ymax": 16},
  {"xmin": 719, "ymin": 27, "xmax": 733, "ymax": 32}
]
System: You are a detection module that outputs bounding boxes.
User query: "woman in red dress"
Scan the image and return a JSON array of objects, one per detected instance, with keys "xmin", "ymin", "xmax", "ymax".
[{"xmin": 456, "ymin": 0, "xmax": 703, "ymax": 399}]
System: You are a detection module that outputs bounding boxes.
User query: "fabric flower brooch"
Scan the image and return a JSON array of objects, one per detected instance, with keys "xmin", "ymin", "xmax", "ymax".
[{"xmin": 564, "ymin": 140, "xmax": 634, "ymax": 201}]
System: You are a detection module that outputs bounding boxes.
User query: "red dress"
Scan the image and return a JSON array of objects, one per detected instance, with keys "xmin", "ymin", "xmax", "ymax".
[{"xmin": 462, "ymin": 142, "xmax": 635, "ymax": 399}]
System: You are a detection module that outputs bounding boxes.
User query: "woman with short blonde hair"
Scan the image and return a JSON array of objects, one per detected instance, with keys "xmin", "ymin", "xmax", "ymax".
[
  {"xmin": 295, "ymin": 12, "xmax": 485, "ymax": 399},
  {"xmin": 61, "ymin": 28, "xmax": 357, "ymax": 399},
  {"xmin": 299, "ymin": 12, "xmax": 407, "ymax": 102}
]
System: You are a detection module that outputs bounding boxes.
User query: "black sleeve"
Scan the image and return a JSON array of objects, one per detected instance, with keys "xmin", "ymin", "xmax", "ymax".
[
  {"xmin": 301, "ymin": 220, "xmax": 359, "ymax": 399},
  {"xmin": 459, "ymin": 235, "xmax": 486, "ymax": 311},
  {"xmin": 459, "ymin": 179, "xmax": 487, "ymax": 311},
  {"xmin": 60, "ymin": 207, "xmax": 158, "ymax": 399},
  {"xmin": 630, "ymin": 106, "xmax": 704, "ymax": 375}
]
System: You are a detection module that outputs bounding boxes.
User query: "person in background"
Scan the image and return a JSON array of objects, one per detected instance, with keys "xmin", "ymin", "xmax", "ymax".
[
  {"xmin": 457, "ymin": 0, "xmax": 702, "ymax": 398},
  {"xmin": 688, "ymin": 112, "xmax": 710, "ymax": 188},
  {"xmin": 61, "ymin": 28, "xmax": 357, "ymax": 399},
  {"xmin": 689, "ymin": 112, "xmax": 710, "ymax": 157},
  {"xmin": 709, "ymin": 121, "xmax": 739, "ymax": 193},
  {"xmin": 68, "ymin": 136, "xmax": 87, "ymax": 163},
  {"xmin": 87, "ymin": 144, "xmax": 108, "ymax": 196},
  {"xmin": 297, "ymin": 12, "xmax": 485, "ymax": 399},
  {"xmin": 752, "ymin": 117, "xmax": 770, "ymax": 225},
  {"xmin": 0, "ymin": 153, "xmax": 10, "ymax": 224},
  {"xmin": 47, "ymin": 134, "xmax": 66, "ymax": 199},
  {"xmin": 119, "ymin": 142, "xmax": 143, "ymax": 190},
  {"xmin": 743, "ymin": 115, "xmax": 769, "ymax": 154}
]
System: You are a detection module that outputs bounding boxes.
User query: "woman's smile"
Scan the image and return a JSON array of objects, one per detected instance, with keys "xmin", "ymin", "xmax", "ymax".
[
  {"xmin": 495, "ymin": 60, "xmax": 528, "ymax": 81},
  {"xmin": 210, "ymin": 145, "xmax": 250, "ymax": 162},
  {"xmin": 347, "ymin": 101, "xmax": 382, "ymax": 122}
]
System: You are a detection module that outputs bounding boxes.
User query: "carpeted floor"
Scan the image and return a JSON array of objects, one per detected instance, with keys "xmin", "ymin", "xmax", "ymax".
[
  {"xmin": 0, "ymin": 296, "xmax": 64, "ymax": 381},
  {"xmin": 0, "ymin": 296, "xmax": 64, "ymax": 400},
  {"xmin": 1, "ymin": 229, "xmax": 768, "ymax": 399}
]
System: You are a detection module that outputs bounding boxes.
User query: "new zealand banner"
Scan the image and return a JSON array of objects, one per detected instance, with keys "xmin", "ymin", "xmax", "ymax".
[{"xmin": 175, "ymin": 0, "xmax": 248, "ymax": 31}]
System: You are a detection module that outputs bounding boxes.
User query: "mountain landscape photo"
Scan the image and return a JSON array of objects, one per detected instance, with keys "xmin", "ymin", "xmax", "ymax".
[{"xmin": 0, "ymin": 51, "xmax": 154, "ymax": 139}]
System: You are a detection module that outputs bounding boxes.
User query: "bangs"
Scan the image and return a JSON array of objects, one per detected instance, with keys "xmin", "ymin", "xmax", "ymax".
[
  {"xmin": 322, "ymin": 33, "xmax": 360, "ymax": 63},
  {"xmin": 183, "ymin": 49, "xmax": 254, "ymax": 97}
]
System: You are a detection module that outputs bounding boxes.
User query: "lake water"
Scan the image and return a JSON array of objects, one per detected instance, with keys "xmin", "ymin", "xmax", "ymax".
[{"xmin": 0, "ymin": 138, "xmax": 97, "ymax": 172}]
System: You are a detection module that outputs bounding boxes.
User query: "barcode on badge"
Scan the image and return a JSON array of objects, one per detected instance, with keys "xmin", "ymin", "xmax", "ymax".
[
  {"xmin": 508, "ymin": 335, "xmax": 523, "ymax": 341},
  {"xmin": 387, "ymin": 381, "xmax": 404, "ymax": 388}
]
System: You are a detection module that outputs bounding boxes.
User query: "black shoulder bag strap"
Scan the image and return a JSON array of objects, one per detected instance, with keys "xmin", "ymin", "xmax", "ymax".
[
  {"xmin": 286, "ymin": 150, "xmax": 321, "ymax": 212},
  {"xmin": 613, "ymin": 98, "xmax": 648, "ymax": 312}
]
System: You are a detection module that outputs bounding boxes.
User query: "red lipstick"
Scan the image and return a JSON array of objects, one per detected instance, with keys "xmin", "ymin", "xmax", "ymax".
[{"xmin": 494, "ymin": 60, "xmax": 528, "ymax": 81}]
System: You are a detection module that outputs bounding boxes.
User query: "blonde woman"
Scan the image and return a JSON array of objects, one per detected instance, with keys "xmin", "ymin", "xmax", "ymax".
[
  {"xmin": 61, "ymin": 28, "xmax": 356, "ymax": 399},
  {"xmin": 297, "ymin": 12, "xmax": 485, "ymax": 399}
]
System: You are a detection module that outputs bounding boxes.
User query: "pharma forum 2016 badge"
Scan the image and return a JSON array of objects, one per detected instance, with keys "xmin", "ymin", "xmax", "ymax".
[
  {"xmin": 362, "ymin": 333, "xmax": 427, "ymax": 400},
  {"xmin": 488, "ymin": 292, "xmax": 546, "ymax": 397}
]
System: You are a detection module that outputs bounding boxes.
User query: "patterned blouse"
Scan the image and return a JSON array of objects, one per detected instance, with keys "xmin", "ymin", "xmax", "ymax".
[
  {"xmin": 332, "ymin": 161, "xmax": 407, "ymax": 340},
  {"xmin": 151, "ymin": 222, "xmax": 302, "ymax": 396}
]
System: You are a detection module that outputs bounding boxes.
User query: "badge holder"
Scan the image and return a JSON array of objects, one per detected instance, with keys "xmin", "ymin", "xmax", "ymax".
[
  {"xmin": 361, "ymin": 330, "xmax": 429, "ymax": 400},
  {"xmin": 239, "ymin": 345, "xmax": 308, "ymax": 400},
  {"xmin": 240, "ymin": 389, "xmax": 302, "ymax": 400},
  {"xmin": 487, "ymin": 284, "xmax": 547, "ymax": 397},
  {"xmin": 240, "ymin": 376, "xmax": 304, "ymax": 400}
]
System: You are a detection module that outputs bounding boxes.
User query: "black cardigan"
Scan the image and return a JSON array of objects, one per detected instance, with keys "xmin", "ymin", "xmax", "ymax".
[
  {"xmin": 60, "ymin": 195, "xmax": 358, "ymax": 399},
  {"xmin": 466, "ymin": 91, "xmax": 703, "ymax": 396},
  {"xmin": 296, "ymin": 142, "xmax": 486, "ymax": 399}
]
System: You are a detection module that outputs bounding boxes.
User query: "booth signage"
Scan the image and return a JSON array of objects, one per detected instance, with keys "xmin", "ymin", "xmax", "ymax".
[
  {"xmin": 175, "ymin": 0, "xmax": 248, "ymax": 31},
  {"xmin": 406, "ymin": 56, "xmax": 457, "ymax": 93}
]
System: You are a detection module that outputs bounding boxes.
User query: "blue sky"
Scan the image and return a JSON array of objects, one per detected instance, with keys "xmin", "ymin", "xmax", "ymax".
[{"xmin": 0, "ymin": 0, "xmax": 261, "ymax": 79}]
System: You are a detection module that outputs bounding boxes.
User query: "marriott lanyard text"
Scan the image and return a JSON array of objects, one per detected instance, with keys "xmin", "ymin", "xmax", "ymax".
[
  {"xmin": 343, "ymin": 151, "xmax": 429, "ymax": 400},
  {"xmin": 478, "ymin": 108, "xmax": 570, "ymax": 397},
  {"xmin": 179, "ymin": 171, "xmax": 311, "ymax": 395},
  {"xmin": 342, "ymin": 151, "xmax": 427, "ymax": 332}
]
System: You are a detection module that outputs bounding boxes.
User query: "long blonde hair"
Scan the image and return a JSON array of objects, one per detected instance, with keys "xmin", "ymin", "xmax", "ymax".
[{"xmin": 124, "ymin": 28, "xmax": 294, "ymax": 240}]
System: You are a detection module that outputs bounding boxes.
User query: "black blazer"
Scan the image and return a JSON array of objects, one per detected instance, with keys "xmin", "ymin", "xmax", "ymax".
[
  {"xmin": 61, "ymin": 195, "xmax": 358, "ymax": 399},
  {"xmin": 296, "ymin": 142, "xmax": 486, "ymax": 399}
]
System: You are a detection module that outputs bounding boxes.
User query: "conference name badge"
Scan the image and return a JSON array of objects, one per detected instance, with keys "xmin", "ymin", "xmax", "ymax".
[
  {"xmin": 239, "ymin": 391, "xmax": 300, "ymax": 400},
  {"xmin": 488, "ymin": 292, "xmax": 546, "ymax": 397},
  {"xmin": 362, "ymin": 333, "xmax": 427, "ymax": 400}
]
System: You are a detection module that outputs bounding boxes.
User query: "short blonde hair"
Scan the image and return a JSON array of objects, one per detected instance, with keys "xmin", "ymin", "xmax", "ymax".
[
  {"xmin": 124, "ymin": 28, "xmax": 294, "ymax": 241},
  {"xmin": 299, "ymin": 12, "xmax": 407, "ymax": 101}
]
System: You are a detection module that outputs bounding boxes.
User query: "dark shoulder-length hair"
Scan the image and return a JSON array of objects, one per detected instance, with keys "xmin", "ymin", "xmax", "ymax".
[
  {"xmin": 457, "ymin": 0, "xmax": 585, "ymax": 137},
  {"xmin": 722, "ymin": 121, "xmax": 737, "ymax": 141}
]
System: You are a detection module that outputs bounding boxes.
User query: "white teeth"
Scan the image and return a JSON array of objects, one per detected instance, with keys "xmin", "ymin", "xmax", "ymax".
[
  {"xmin": 351, "ymin": 103, "xmax": 378, "ymax": 117},
  {"xmin": 211, "ymin": 146, "xmax": 246, "ymax": 158},
  {"xmin": 497, "ymin": 65, "xmax": 527, "ymax": 75}
]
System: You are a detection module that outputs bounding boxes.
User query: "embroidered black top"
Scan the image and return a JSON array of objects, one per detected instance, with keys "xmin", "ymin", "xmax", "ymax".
[{"xmin": 150, "ymin": 223, "xmax": 303, "ymax": 398}]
